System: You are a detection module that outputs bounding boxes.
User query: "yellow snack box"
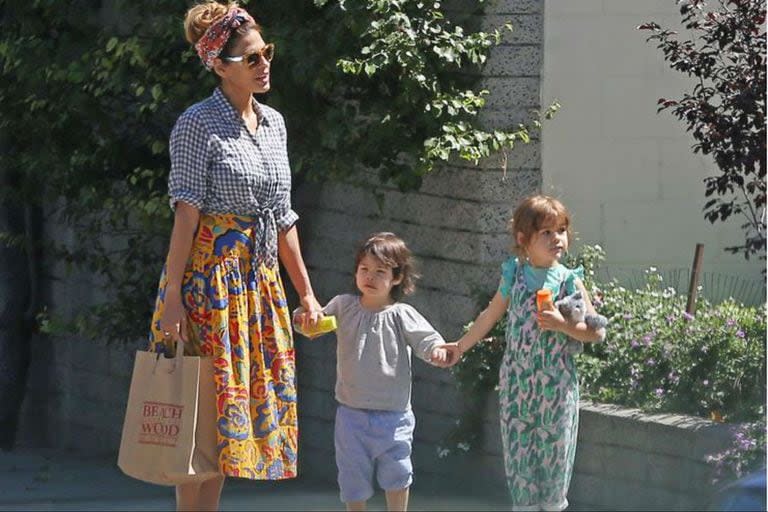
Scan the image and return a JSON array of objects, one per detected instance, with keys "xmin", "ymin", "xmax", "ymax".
[{"xmin": 292, "ymin": 308, "xmax": 338, "ymax": 338}]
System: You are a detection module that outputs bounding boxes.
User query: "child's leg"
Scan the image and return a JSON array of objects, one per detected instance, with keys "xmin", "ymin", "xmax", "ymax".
[
  {"xmin": 345, "ymin": 500, "xmax": 368, "ymax": 512},
  {"xmin": 375, "ymin": 410, "xmax": 415, "ymax": 512},
  {"xmin": 384, "ymin": 487, "xmax": 410, "ymax": 512},
  {"xmin": 336, "ymin": 406, "xmax": 376, "ymax": 506}
]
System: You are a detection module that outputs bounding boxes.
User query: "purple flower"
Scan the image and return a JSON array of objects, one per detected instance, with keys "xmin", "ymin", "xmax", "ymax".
[
  {"xmin": 666, "ymin": 314, "xmax": 676, "ymax": 325},
  {"xmin": 735, "ymin": 431, "xmax": 756, "ymax": 451},
  {"xmin": 642, "ymin": 334, "xmax": 653, "ymax": 347},
  {"xmin": 654, "ymin": 388, "xmax": 665, "ymax": 398},
  {"xmin": 736, "ymin": 330, "xmax": 745, "ymax": 338},
  {"xmin": 623, "ymin": 313, "xmax": 633, "ymax": 320},
  {"xmin": 726, "ymin": 319, "xmax": 736, "ymax": 327},
  {"xmin": 683, "ymin": 312, "xmax": 694, "ymax": 321},
  {"xmin": 630, "ymin": 339, "xmax": 640, "ymax": 349},
  {"xmin": 647, "ymin": 358, "xmax": 656, "ymax": 367}
]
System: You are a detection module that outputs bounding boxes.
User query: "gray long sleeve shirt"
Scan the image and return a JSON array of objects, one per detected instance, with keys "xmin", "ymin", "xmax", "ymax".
[{"xmin": 323, "ymin": 294, "xmax": 446, "ymax": 412}]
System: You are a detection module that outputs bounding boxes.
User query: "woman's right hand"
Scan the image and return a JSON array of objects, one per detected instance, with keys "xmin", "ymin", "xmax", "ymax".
[{"xmin": 160, "ymin": 293, "xmax": 188, "ymax": 346}]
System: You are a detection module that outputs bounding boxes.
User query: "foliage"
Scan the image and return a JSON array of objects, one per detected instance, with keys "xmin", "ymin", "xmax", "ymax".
[
  {"xmin": 441, "ymin": 245, "xmax": 767, "ymax": 461},
  {"xmin": 706, "ymin": 417, "xmax": 766, "ymax": 484},
  {"xmin": 0, "ymin": 0, "xmax": 198, "ymax": 340},
  {"xmin": 580, "ymin": 269, "xmax": 766, "ymax": 423},
  {"xmin": 638, "ymin": 0, "xmax": 767, "ymax": 263},
  {"xmin": 0, "ymin": 0, "xmax": 553, "ymax": 341},
  {"xmin": 266, "ymin": 0, "xmax": 558, "ymax": 190}
]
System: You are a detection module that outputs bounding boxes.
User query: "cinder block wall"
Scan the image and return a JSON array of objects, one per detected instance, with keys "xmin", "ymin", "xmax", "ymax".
[{"xmin": 292, "ymin": 0, "xmax": 545, "ymax": 489}]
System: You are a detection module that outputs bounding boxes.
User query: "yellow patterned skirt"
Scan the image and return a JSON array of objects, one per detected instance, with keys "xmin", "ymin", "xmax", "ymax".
[{"xmin": 148, "ymin": 213, "xmax": 297, "ymax": 480}]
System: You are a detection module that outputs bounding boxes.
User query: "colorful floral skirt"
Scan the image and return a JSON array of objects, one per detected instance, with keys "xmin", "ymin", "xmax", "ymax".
[{"xmin": 148, "ymin": 213, "xmax": 297, "ymax": 480}]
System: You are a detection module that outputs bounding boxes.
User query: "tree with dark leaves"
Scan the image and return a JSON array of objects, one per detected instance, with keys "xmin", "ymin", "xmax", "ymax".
[{"xmin": 639, "ymin": 0, "xmax": 766, "ymax": 265}]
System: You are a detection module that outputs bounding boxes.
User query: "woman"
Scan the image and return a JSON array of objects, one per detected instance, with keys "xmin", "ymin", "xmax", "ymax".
[{"xmin": 148, "ymin": 1, "xmax": 322, "ymax": 510}]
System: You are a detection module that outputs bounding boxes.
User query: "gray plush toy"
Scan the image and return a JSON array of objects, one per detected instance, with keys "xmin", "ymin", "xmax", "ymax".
[{"xmin": 554, "ymin": 290, "xmax": 608, "ymax": 354}]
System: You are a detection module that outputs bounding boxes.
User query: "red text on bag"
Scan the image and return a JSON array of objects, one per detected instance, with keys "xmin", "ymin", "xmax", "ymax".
[{"xmin": 138, "ymin": 401, "xmax": 184, "ymax": 446}]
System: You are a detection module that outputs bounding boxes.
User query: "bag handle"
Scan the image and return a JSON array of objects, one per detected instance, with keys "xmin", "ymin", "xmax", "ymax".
[{"xmin": 168, "ymin": 339, "xmax": 187, "ymax": 373}]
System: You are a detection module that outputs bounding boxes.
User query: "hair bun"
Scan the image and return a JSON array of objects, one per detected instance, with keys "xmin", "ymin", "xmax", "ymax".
[{"xmin": 184, "ymin": 1, "xmax": 238, "ymax": 45}]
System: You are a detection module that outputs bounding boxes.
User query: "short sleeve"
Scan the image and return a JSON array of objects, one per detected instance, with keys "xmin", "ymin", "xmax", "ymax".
[
  {"xmin": 323, "ymin": 295, "xmax": 344, "ymax": 318},
  {"xmin": 564, "ymin": 265, "xmax": 585, "ymax": 295},
  {"xmin": 397, "ymin": 305, "xmax": 445, "ymax": 363},
  {"xmin": 273, "ymin": 114, "xmax": 299, "ymax": 231},
  {"xmin": 274, "ymin": 200, "xmax": 299, "ymax": 231},
  {"xmin": 498, "ymin": 257, "xmax": 518, "ymax": 298},
  {"xmin": 168, "ymin": 112, "xmax": 210, "ymax": 211}
]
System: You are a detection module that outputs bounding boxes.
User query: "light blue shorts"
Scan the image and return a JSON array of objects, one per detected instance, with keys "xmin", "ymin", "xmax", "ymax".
[{"xmin": 334, "ymin": 404, "xmax": 415, "ymax": 503}]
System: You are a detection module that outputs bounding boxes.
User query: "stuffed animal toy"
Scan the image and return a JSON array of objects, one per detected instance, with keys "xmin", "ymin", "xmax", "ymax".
[{"xmin": 554, "ymin": 290, "xmax": 607, "ymax": 354}]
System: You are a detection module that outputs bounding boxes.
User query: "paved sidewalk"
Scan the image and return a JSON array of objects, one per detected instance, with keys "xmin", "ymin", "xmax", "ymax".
[{"xmin": 0, "ymin": 448, "xmax": 511, "ymax": 511}]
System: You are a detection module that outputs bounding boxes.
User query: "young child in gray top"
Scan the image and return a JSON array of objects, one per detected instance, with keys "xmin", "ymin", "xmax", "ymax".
[{"xmin": 314, "ymin": 232, "xmax": 449, "ymax": 512}]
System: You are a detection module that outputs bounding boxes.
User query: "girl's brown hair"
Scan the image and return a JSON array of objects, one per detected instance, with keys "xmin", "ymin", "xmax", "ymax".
[
  {"xmin": 354, "ymin": 232, "xmax": 419, "ymax": 300},
  {"xmin": 183, "ymin": 1, "xmax": 261, "ymax": 56},
  {"xmin": 508, "ymin": 195, "xmax": 573, "ymax": 258}
]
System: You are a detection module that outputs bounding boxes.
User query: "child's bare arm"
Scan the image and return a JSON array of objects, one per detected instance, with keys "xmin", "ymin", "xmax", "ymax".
[{"xmin": 455, "ymin": 291, "xmax": 509, "ymax": 356}]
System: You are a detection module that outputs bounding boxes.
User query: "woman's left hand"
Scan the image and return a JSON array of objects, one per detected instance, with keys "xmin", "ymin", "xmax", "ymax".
[
  {"xmin": 537, "ymin": 307, "xmax": 566, "ymax": 332},
  {"xmin": 299, "ymin": 294, "xmax": 323, "ymax": 330}
]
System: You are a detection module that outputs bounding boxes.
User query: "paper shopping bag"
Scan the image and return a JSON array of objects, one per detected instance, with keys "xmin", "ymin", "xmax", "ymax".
[{"xmin": 117, "ymin": 350, "xmax": 220, "ymax": 486}]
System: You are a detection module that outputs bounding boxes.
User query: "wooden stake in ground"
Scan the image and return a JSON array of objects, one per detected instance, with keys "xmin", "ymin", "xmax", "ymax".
[{"xmin": 686, "ymin": 243, "xmax": 704, "ymax": 315}]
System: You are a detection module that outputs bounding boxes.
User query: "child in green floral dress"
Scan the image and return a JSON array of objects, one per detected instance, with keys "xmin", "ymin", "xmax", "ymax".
[{"xmin": 443, "ymin": 195, "xmax": 606, "ymax": 511}]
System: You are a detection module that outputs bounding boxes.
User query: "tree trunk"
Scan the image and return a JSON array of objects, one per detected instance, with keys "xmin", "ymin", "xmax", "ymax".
[{"xmin": 0, "ymin": 174, "xmax": 37, "ymax": 451}]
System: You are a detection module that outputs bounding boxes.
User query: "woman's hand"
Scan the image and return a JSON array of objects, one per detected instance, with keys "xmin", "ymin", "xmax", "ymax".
[
  {"xmin": 298, "ymin": 294, "xmax": 323, "ymax": 331},
  {"xmin": 160, "ymin": 292, "xmax": 188, "ymax": 347}
]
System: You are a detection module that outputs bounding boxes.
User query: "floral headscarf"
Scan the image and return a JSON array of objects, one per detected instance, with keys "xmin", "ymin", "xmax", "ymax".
[{"xmin": 194, "ymin": 7, "xmax": 255, "ymax": 70}]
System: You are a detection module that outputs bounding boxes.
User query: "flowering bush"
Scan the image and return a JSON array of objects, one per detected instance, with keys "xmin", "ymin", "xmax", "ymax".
[
  {"xmin": 706, "ymin": 417, "xmax": 767, "ymax": 484},
  {"xmin": 442, "ymin": 245, "xmax": 767, "ymax": 478},
  {"xmin": 581, "ymin": 266, "xmax": 766, "ymax": 423}
]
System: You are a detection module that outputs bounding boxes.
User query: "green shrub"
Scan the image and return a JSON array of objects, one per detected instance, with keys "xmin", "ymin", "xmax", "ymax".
[{"xmin": 582, "ymin": 268, "xmax": 766, "ymax": 423}]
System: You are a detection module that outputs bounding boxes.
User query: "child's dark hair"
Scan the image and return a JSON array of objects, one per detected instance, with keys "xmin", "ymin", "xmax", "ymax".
[
  {"xmin": 508, "ymin": 194, "xmax": 573, "ymax": 258},
  {"xmin": 354, "ymin": 232, "xmax": 419, "ymax": 300}
]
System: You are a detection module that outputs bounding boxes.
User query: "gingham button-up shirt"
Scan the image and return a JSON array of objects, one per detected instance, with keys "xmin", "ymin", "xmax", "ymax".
[{"xmin": 168, "ymin": 87, "xmax": 298, "ymax": 232}]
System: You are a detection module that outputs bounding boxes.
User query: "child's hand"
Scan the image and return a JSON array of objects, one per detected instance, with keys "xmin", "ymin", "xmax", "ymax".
[
  {"xmin": 430, "ymin": 346, "xmax": 449, "ymax": 367},
  {"xmin": 434, "ymin": 342, "xmax": 462, "ymax": 368},
  {"xmin": 537, "ymin": 308, "xmax": 566, "ymax": 332}
]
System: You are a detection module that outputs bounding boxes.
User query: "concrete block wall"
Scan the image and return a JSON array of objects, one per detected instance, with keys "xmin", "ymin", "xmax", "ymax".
[
  {"xmin": 16, "ymin": 335, "xmax": 135, "ymax": 456},
  {"xmin": 461, "ymin": 396, "xmax": 732, "ymax": 511},
  {"xmin": 573, "ymin": 401, "xmax": 732, "ymax": 511},
  {"xmin": 293, "ymin": 0, "xmax": 546, "ymax": 487}
]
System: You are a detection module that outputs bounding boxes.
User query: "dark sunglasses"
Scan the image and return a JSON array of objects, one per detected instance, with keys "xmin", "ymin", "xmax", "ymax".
[{"xmin": 221, "ymin": 43, "xmax": 275, "ymax": 67}]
